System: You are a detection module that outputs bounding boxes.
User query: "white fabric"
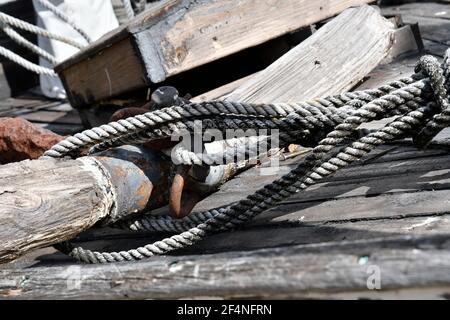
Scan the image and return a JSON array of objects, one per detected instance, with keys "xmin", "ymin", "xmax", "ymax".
[{"xmin": 32, "ymin": 0, "xmax": 119, "ymax": 99}]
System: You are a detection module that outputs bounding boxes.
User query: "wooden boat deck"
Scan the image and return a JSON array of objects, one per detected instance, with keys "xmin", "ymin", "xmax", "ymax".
[{"xmin": 1, "ymin": 2, "xmax": 450, "ymax": 299}]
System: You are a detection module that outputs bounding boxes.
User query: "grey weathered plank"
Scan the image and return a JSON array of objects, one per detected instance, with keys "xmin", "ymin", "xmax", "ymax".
[
  {"xmin": 423, "ymin": 39, "xmax": 449, "ymax": 57},
  {"xmin": 192, "ymin": 146, "xmax": 450, "ymax": 210},
  {"xmin": 1, "ymin": 234, "xmax": 450, "ymax": 299},
  {"xmin": 18, "ymin": 109, "xmax": 82, "ymax": 125},
  {"xmin": 355, "ymin": 52, "xmax": 418, "ymax": 90},
  {"xmin": 192, "ymin": 24, "xmax": 422, "ymax": 103},
  {"xmin": 226, "ymin": 6, "xmax": 399, "ymax": 102},
  {"xmin": 193, "ymin": 6, "xmax": 423, "ymax": 103},
  {"xmin": 69, "ymin": 212, "xmax": 450, "ymax": 257}
]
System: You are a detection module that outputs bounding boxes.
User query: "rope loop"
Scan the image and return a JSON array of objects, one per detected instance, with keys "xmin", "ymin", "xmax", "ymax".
[
  {"xmin": 49, "ymin": 50, "xmax": 450, "ymax": 264},
  {"xmin": 413, "ymin": 51, "xmax": 450, "ymax": 148}
]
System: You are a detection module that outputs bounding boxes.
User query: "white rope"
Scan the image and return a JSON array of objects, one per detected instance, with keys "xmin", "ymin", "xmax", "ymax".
[
  {"xmin": 0, "ymin": 12, "xmax": 85, "ymax": 49},
  {"xmin": 35, "ymin": 0, "xmax": 92, "ymax": 44},
  {"xmin": 0, "ymin": 23, "xmax": 58, "ymax": 65},
  {"xmin": 0, "ymin": 46, "xmax": 57, "ymax": 76},
  {"xmin": 0, "ymin": 1, "xmax": 93, "ymax": 77}
]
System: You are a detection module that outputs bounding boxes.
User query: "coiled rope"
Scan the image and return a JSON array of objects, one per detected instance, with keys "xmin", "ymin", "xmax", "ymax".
[{"xmin": 47, "ymin": 50, "xmax": 450, "ymax": 264}]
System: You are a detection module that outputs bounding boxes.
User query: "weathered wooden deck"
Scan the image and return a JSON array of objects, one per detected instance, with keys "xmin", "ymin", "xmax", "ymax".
[{"xmin": 1, "ymin": 2, "xmax": 450, "ymax": 299}]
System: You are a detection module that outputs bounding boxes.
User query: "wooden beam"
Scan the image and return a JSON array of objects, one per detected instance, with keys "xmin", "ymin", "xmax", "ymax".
[
  {"xmin": 0, "ymin": 157, "xmax": 113, "ymax": 263},
  {"xmin": 0, "ymin": 145, "xmax": 182, "ymax": 263},
  {"xmin": 55, "ymin": 0, "xmax": 373, "ymax": 108}
]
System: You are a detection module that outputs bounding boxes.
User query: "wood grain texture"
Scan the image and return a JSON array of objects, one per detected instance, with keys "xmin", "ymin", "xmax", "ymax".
[
  {"xmin": 143, "ymin": 0, "xmax": 373, "ymax": 80},
  {"xmin": 3, "ymin": 142, "xmax": 450, "ymax": 299},
  {"xmin": 61, "ymin": 38, "xmax": 147, "ymax": 107},
  {"xmin": 226, "ymin": 5, "xmax": 397, "ymax": 103},
  {"xmin": 192, "ymin": 145, "xmax": 450, "ymax": 224},
  {"xmin": 0, "ymin": 158, "xmax": 112, "ymax": 263},
  {"xmin": 1, "ymin": 234, "xmax": 450, "ymax": 299},
  {"xmin": 0, "ymin": 94, "xmax": 83, "ymax": 136},
  {"xmin": 56, "ymin": 0, "xmax": 373, "ymax": 107},
  {"xmin": 193, "ymin": 22, "xmax": 421, "ymax": 102}
]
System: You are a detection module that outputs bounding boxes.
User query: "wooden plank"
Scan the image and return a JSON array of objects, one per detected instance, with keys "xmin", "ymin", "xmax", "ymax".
[
  {"xmin": 0, "ymin": 95, "xmax": 83, "ymax": 134},
  {"xmin": 67, "ymin": 212, "xmax": 450, "ymax": 257},
  {"xmin": 191, "ymin": 8, "xmax": 423, "ymax": 104},
  {"xmin": 2, "ymin": 234, "xmax": 450, "ymax": 299},
  {"xmin": 201, "ymin": 21, "xmax": 422, "ymax": 101},
  {"xmin": 396, "ymin": 16, "xmax": 450, "ymax": 46},
  {"xmin": 422, "ymin": 39, "xmax": 449, "ymax": 57},
  {"xmin": 355, "ymin": 53, "xmax": 418, "ymax": 90},
  {"xmin": 380, "ymin": 23, "xmax": 423, "ymax": 63},
  {"xmin": 194, "ymin": 14, "xmax": 422, "ymax": 102},
  {"xmin": 56, "ymin": 0, "xmax": 374, "ymax": 107},
  {"xmin": 192, "ymin": 145, "xmax": 450, "ymax": 210},
  {"xmin": 18, "ymin": 110, "xmax": 82, "ymax": 125},
  {"xmin": 226, "ymin": 7, "xmax": 403, "ymax": 102}
]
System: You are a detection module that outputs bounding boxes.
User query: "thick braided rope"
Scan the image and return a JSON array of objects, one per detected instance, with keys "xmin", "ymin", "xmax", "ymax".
[
  {"xmin": 1, "ymin": 23, "xmax": 58, "ymax": 65},
  {"xmin": 57, "ymin": 103, "xmax": 435, "ymax": 263},
  {"xmin": 42, "ymin": 101, "xmax": 344, "ymax": 158},
  {"xmin": 43, "ymin": 78, "xmax": 423, "ymax": 160},
  {"xmin": 414, "ymin": 55, "xmax": 450, "ymax": 147},
  {"xmin": 114, "ymin": 211, "xmax": 224, "ymax": 233},
  {"xmin": 0, "ymin": 12, "xmax": 85, "ymax": 49},
  {"xmin": 0, "ymin": 8, "xmax": 87, "ymax": 77},
  {"xmin": 113, "ymin": 81, "xmax": 432, "ymax": 233},
  {"xmin": 57, "ymin": 87, "xmax": 427, "ymax": 161},
  {"xmin": 0, "ymin": 46, "xmax": 57, "ymax": 76},
  {"xmin": 112, "ymin": 60, "xmax": 439, "ymax": 234},
  {"xmin": 54, "ymin": 52, "xmax": 448, "ymax": 263}
]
